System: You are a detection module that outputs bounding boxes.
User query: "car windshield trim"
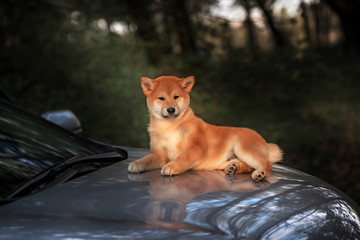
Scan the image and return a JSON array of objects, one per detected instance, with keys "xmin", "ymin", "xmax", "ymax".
[{"xmin": 4, "ymin": 151, "xmax": 124, "ymax": 200}]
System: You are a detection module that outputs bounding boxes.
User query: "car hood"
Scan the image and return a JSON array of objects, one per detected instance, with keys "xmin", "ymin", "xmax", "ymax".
[{"xmin": 0, "ymin": 148, "xmax": 359, "ymax": 239}]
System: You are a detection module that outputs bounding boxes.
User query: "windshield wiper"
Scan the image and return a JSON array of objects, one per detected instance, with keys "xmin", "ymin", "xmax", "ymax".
[{"xmin": 5, "ymin": 151, "xmax": 124, "ymax": 201}]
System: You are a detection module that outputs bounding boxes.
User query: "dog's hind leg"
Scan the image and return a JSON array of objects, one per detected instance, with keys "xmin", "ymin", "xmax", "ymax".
[{"xmin": 233, "ymin": 142, "xmax": 273, "ymax": 182}]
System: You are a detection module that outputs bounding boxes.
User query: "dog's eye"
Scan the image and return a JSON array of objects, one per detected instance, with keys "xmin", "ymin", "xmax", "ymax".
[
  {"xmin": 174, "ymin": 96, "xmax": 179, "ymax": 100},
  {"xmin": 158, "ymin": 97, "xmax": 165, "ymax": 101}
]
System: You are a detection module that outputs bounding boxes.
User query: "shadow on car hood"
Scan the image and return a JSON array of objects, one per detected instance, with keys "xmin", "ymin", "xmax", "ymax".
[{"xmin": 0, "ymin": 151, "xmax": 360, "ymax": 239}]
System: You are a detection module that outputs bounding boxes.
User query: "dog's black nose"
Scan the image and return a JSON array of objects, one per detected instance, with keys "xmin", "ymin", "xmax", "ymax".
[{"xmin": 167, "ymin": 107, "xmax": 175, "ymax": 115}]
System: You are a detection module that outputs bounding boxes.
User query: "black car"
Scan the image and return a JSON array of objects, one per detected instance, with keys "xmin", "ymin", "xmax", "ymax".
[{"xmin": 0, "ymin": 99, "xmax": 359, "ymax": 239}]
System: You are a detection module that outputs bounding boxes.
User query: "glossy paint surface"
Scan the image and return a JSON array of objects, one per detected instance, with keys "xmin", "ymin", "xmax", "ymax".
[{"xmin": 0, "ymin": 149, "xmax": 359, "ymax": 239}]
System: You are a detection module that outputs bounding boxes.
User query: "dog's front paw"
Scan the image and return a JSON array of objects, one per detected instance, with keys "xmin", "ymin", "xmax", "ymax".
[
  {"xmin": 128, "ymin": 162, "xmax": 145, "ymax": 173},
  {"xmin": 252, "ymin": 169, "xmax": 266, "ymax": 182},
  {"xmin": 160, "ymin": 162, "xmax": 183, "ymax": 176}
]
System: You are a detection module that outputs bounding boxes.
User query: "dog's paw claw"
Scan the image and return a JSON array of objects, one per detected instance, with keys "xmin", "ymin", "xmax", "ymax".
[
  {"xmin": 160, "ymin": 165, "xmax": 173, "ymax": 176},
  {"xmin": 252, "ymin": 169, "xmax": 266, "ymax": 182},
  {"xmin": 161, "ymin": 162, "xmax": 183, "ymax": 176},
  {"xmin": 225, "ymin": 163, "xmax": 238, "ymax": 175}
]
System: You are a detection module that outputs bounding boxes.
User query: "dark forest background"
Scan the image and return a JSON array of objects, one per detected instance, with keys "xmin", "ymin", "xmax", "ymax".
[{"xmin": 1, "ymin": 0, "xmax": 360, "ymax": 204}]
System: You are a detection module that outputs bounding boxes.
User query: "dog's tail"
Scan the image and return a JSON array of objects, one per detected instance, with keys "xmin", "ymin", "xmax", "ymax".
[{"xmin": 268, "ymin": 143, "xmax": 283, "ymax": 163}]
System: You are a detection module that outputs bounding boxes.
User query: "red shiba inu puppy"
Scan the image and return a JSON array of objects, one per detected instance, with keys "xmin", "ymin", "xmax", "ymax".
[{"xmin": 128, "ymin": 76, "xmax": 283, "ymax": 181}]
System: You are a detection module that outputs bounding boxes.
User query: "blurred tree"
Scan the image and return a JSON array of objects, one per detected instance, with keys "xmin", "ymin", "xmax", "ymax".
[
  {"xmin": 157, "ymin": 0, "xmax": 174, "ymax": 55},
  {"xmin": 168, "ymin": 0, "xmax": 197, "ymax": 55},
  {"xmin": 70, "ymin": 0, "xmax": 220, "ymax": 61},
  {"xmin": 235, "ymin": 0, "xmax": 257, "ymax": 48},
  {"xmin": 72, "ymin": 0, "xmax": 165, "ymax": 63},
  {"xmin": 299, "ymin": 1, "xmax": 342, "ymax": 48},
  {"xmin": 157, "ymin": 0, "xmax": 219, "ymax": 56},
  {"xmin": 0, "ymin": 0, "xmax": 75, "ymax": 96},
  {"xmin": 312, "ymin": 2, "xmax": 321, "ymax": 47},
  {"xmin": 323, "ymin": 0, "xmax": 360, "ymax": 53},
  {"xmin": 124, "ymin": 0, "xmax": 164, "ymax": 63},
  {"xmin": 254, "ymin": 0, "xmax": 287, "ymax": 47},
  {"xmin": 300, "ymin": 1, "xmax": 312, "ymax": 44},
  {"xmin": 310, "ymin": 2, "xmax": 332, "ymax": 47}
]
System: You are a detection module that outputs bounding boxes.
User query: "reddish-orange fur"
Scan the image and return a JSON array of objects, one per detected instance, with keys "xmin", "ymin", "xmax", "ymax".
[{"xmin": 128, "ymin": 76, "xmax": 283, "ymax": 181}]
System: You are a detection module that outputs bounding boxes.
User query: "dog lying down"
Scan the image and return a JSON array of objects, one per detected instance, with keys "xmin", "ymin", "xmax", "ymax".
[{"xmin": 128, "ymin": 76, "xmax": 283, "ymax": 181}]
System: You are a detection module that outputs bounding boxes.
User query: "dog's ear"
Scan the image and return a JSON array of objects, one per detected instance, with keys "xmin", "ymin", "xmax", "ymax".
[
  {"xmin": 180, "ymin": 76, "xmax": 195, "ymax": 93},
  {"xmin": 141, "ymin": 77, "xmax": 154, "ymax": 96}
]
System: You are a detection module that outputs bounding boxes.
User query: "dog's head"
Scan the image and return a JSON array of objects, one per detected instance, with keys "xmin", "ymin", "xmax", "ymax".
[{"xmin": 140, "ymin": 76, "xmax": 195, "ymax": 120}]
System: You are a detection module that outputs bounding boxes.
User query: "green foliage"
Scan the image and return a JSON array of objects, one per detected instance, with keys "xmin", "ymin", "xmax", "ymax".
[
  {"xmin": 67, "ymin": 36, "xmax": 157, "ymax": 147},
  {"xmin": 2, "ymin": 35, "xmax": 157, "ymax": 147},
  {"xmin": 0, "ymin": 0, "xmax": 156, "ymax": 147}
]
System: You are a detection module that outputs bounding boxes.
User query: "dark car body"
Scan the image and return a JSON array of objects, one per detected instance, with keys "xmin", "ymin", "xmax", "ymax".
[{"xmin": 0, "ymin": 99, "xmax": 359, "ymax": 239}]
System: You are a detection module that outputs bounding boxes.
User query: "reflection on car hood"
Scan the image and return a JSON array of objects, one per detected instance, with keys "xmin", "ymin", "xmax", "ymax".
[{"xmin": 0, "ymin": 148, "xmax": 359, "ymax": 239}]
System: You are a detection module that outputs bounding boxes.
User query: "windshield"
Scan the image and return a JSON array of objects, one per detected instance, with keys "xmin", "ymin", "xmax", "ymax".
[{"xmin": 0, "ymin": 101, "xmax": 98, "ymax": 198}]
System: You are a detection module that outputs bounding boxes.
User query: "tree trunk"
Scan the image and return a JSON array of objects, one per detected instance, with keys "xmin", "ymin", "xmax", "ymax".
[
  {"xmin": 300, "ymin": 1, "xmax": 312, "ymax": 44},
  {"xmin": 125, "ymin": 0, "xmax": 162, "ymax": 63},
  {"xmin": 322, "ymin": 3, "xmax": 331, "ymax": 46},
  {"xmin": 255, "ymin": 0, "xmax": 287, "ymax": 47},
  {"xmin": 312, "ymin": 3, "xmax": 321, "ymax": 47},
  {"xmin": 242, "ymin": 0, "xmax": 257, "ymax": 47},
  {"xmin": 159, "ymin": 0, "xmax": 174, "ymax": 55},
  {"xmin": 170, "ymin": 0, "xmax": 197, "ymax": 55}
]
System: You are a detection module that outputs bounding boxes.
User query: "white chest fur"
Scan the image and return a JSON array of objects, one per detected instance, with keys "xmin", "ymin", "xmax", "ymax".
[{"xmin": 148, "ymin": 121, "xmax": 183, "ymax": 161}]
